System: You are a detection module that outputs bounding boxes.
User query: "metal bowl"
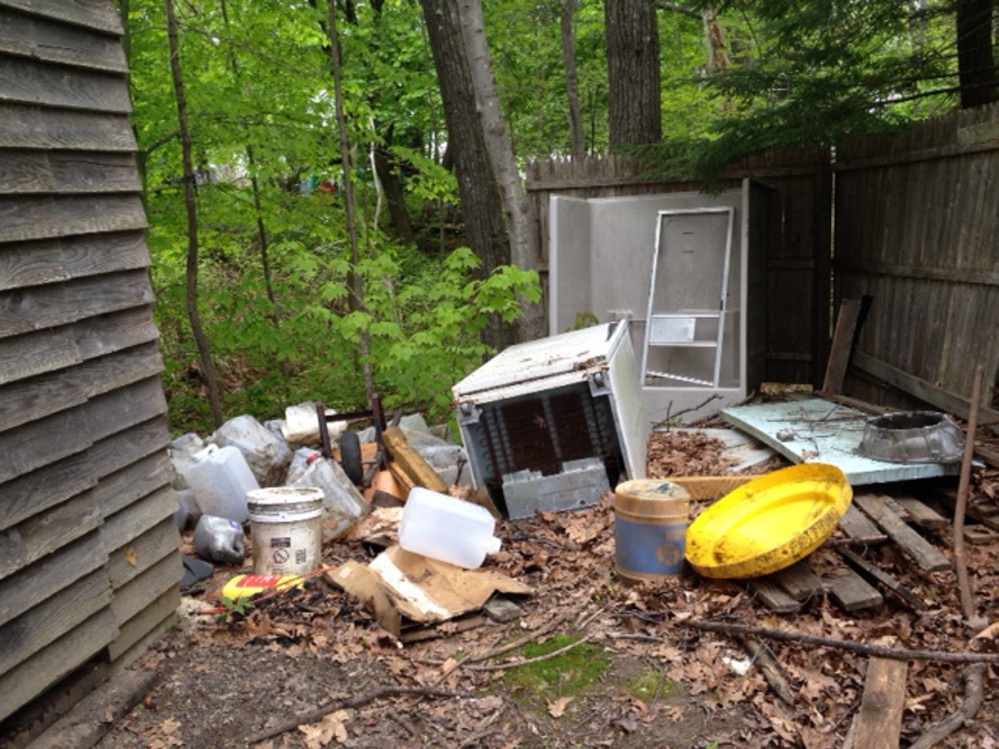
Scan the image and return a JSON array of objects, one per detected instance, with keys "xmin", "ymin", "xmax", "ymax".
[{"xmin": 858, "ymin": 411, "xmax": 964, "ymax": 464}]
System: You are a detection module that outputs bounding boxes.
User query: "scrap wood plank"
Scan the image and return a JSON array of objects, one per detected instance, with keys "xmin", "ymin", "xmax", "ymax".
[
  {"xmin": 382, "ymin": 426, "xmax": 448, "ymax": 493},
  {"xmin": 839, "ymin": 503, "xmax": 882, "ymax": 539},
  {"xmin": 837, "ymin": 548, "xmax": 927, "ymax": 611},
  {"xmin": 921, "ymin": 484, "xmax": 999, "ymax": 531},
  {"xmin": 745, "ymin": 578, "xmax": 801, "ymax": 614},
  {"xmin": 771, "ymin": 560, "xmax": 825, "ymax": 602},
  {"xmin": 850, "ymin": 656, "xmax": 908, "ymax": 749},
  {"xmin": 893, "ymin": 496, "xmax": 949, "ymax": 530},
  {"xmin": 826, "ymin": 570, "xmax": 883, "ymax": 612},
  {"xmin": 853, "ymin": 494, "xmax": 950, "ymax": 572},
  {"xmin": 821, "ymin": 298, "xmax": 862, "ymax": 394}
]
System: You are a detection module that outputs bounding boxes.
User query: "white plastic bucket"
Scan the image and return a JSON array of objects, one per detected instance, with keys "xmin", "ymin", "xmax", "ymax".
[{"xmin": 247, "ymin": 487, "xmax": 324, "ymax": 575}]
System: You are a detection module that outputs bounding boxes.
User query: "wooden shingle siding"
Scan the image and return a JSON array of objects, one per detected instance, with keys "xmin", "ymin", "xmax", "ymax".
[{"xmin": 0, "ymin": 0, "xmax": 179, "ymax": 726}]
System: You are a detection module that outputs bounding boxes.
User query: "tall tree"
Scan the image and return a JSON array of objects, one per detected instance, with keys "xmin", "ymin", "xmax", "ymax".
[
  {"xmin": 419, "ymin": 0, "xmax": 517, "ymax": 350},
  {"xmin": 955, "ymin": 0, "xmax": 998, "ymax": 108},
  {"xmin": 561, "ymin": 0, "xmax": 586, "ymax": 156},
  {"xmin": 604, "ymin": 0, "xmax": 661, "ymax": 146},
  {"xmin": 164, "ymin": 0, "xmax": 223, "ymax": 427}
]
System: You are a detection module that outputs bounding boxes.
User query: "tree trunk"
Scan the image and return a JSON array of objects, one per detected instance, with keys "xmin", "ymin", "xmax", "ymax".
[
  {"xmin": 372, "ymin": 142, "xmax": 416, "ymax": 244},
  {"xmin": 164, "ymin": 0, "xmax": 224, "ymax": 428},
  {"xmin": 604, "ymin": 0, "xmax": 662, "ymax": 147},
  {"xmin": 419, "ymin": 0, "xmax": 518, "ymax": 351},
  {"xmin": 326, "ymin": 3, "xmax": 377, "ymax": 406},
  {"xmin": 955, "ymin": 0, "xmax": 998, "ymax": 109},
  {"xmin": 561, "ymin": 0, "xmax": 585, "ymax": 157}
]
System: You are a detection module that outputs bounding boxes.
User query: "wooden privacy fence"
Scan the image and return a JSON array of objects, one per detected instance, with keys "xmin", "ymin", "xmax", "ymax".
[
  {"xmin": 526, "ymin": 148, "xmax": 833, "ymax": 386},
  {"xmin": 835, "ymin": 101, "xmax": 999, "ymax": 423}
]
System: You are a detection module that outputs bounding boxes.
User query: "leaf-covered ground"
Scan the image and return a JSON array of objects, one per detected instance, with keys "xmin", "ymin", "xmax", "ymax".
[{"xmin": 96, "ymin": 431, "xmax": 999, "ymax": 749}]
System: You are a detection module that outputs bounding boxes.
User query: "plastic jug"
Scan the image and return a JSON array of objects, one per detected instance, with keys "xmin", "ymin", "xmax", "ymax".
[
  {"xmin": 180, "ymin": 444, "xmax": 258, "ymax": 524},
  {"xmin": 399, "ymin": 487, "xmax": 501, "ymax": 569}
]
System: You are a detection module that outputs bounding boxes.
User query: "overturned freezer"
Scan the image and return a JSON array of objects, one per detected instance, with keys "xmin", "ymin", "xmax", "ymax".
[{"xmin": 452, "ymin": 322, "xmax": 648, "ymax": 519}]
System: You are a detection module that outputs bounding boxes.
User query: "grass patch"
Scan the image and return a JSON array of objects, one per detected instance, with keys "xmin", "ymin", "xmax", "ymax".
[
  {"xmin": 620, "ymin": 667, "xmax": 677, "ymax": 701},
  {"xmin": 502, "ymin": 634, "xmax": 609, "ymax": 699}
]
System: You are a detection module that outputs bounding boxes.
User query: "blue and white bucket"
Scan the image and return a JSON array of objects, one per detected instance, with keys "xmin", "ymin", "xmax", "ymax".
[{"xmin": 613, "ymin": 479, "xmax": 690, "ymax": 581}]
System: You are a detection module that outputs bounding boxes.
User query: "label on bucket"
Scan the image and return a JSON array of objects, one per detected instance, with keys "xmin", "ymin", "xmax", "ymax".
[
  {"xmin": 251, "ymin": 522, "xmax": 320, "ymax": 575},
  {"xmin": 614, "ymin": 517, "xmax": 687, "ymax": 577}
]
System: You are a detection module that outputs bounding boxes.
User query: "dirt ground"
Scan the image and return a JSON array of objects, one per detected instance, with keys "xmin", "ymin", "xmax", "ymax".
[{"xmin": 92, "ymin": 432, "xmax": 999, "ymax": 749}]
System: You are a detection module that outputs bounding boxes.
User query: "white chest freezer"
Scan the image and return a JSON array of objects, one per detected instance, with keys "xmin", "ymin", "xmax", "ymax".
[{"xmin": 451, "ymin": 321, "xmax": 648, "ymax": 519}]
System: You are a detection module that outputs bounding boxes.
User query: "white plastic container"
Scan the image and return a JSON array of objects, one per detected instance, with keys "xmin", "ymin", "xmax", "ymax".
[
  {"xmin": 247, "ymin": 487, "xmax": 324, "ymax": 575},
  {"xmin": 179, "ymin": 444, "xmax": 258, "ymax": 524},
  {"xmin": 399, "ymin": 487, "xmax": 501, "ymax": 569}
]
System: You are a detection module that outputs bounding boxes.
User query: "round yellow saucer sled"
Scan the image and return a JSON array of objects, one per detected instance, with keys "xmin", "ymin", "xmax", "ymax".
[{"xmin": 685, "ymin": 463, "xmax": 852, "ymax": 579}]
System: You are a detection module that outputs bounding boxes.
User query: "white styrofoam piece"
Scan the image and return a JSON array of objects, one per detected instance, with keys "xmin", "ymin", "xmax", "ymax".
[{"xmin": 721, "ymin": 398, "xmax": 962, "ymax": 486}]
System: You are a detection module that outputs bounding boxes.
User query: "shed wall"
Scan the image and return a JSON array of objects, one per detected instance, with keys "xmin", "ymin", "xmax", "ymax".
[{"xmin": 0, "ymin": 0, "xmax": 179, "ymax": 725}]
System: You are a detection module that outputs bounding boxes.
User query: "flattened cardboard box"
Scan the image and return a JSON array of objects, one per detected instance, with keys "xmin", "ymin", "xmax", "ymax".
[{"xmin": 327, "ymin": 545, "xmax": 532, "ymax": 636}]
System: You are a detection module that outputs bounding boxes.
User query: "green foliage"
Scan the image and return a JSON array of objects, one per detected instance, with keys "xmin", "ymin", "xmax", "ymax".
[
  {"xmin": 503, "ymin": 635, "xmax": 609, "ymax": 699},
  {"xmin": 218, "ymin": 596, "xmax": 254, "ymax": 624}
]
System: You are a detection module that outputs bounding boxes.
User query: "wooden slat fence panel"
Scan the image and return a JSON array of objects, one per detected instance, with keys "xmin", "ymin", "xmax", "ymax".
[{"xmin": 835, "ymin": 101, "xmax": 999, "ymax": 413}]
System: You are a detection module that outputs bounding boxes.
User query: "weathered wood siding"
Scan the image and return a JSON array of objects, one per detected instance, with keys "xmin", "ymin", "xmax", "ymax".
[
  {"xmin": 0, "ymin": 0, "xmax": 179, "ymax": 724},
  {"xmin": 835, "ymin": 102, "xmax": 999, "ymax": 417},
  {"xmin": 526, "ymin": 149, "xmax": 832, "ymax": 385}
]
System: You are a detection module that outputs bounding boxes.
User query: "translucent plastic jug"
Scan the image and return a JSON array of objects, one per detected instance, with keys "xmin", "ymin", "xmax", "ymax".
[
  {"xmin": 399, "ymin": 487, "xmax": 501, "ymax": 569},
  {"xmin": 180, "ymin": 444, "xmax": 258, "ymax": 524}
]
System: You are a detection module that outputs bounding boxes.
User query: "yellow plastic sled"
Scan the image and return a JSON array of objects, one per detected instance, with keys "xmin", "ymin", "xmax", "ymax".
[{"xmin": 685, "ymin": 463, "xmax": 852, "ymax": 579}]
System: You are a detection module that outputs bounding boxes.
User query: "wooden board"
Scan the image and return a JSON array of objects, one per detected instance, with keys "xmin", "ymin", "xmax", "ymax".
[
  {"xmin": 771, "ymin": 560, "xmax": 825, "ymax": 602},
  {"xmin": 850, "ymin": 656, "xmax": 907, "ymax": 749},
  {"xmin": 0, "ymin": 607, "xmax": 118, "ymax": 723},
  {"xmin": 894, "ymin": 496, "xmax": 949, "ymax": 530},
  {"xmin": 100, "ymin": 486, "xmax": 176, "ymax": 554},
  {"xmin": 107, "ymin": 587, "xmax": 179, "ymax": 663},
  {"xmin": 0, "ymin": 449, "xmax": 96, "ymax": 532},
  {"xmin": 106, "ymin": 517, "xmax": 180, "ymax": 590},
  {"xmin": 853, "ymin": 494, "xmax": 951, "ymax": 572},
  {"xmin": 0, "ymin": 8, "xmax": 127, "ymax": 72},
  {"xmin": 838, "ymin": 503, "xmax": 882, "ymax": 538},
  {"xmin": 0, "ymin": 231, "xmax": 149, "ymax": 292},
  {"xmin": 822, "ymin": 298, "xmax": 862, "ymax": 393},
  {"xmin": 92, "ymin": 449, "xmax": 173, "ymax": 519},
  {"xmin": 826, "ymin": 570, "xmax": 883, "ymax": 612},
  {"xmin": 0, "ymin": 0, "xmax": 124, "ymax": 34},
  {"xmin": 0, "ymin": 325, "xmax": 82, "ymax": 386},
  {"xmin": 0, "ymin": 342, "xmax": 163, "ymax": 431},
  {"xmin": 74, "ymin": 305, "xmax": 160, "ymax": 360},
  {"xmin": 0, "ymin": 529, "xmax": 108, "ymax": 629},
  {"xmin": 0, "ymin": 103, "xmax": 135, "ymax": 151},
  {"xmin": 0, "ymin": 567, "xmax": 110, "ymax": 676},
  {"xmin": 745, "ymin": 578, "xmax": 802, "ymax": 613},
  {"xmin": 109, "ymin": 553, "xmax": 181, "ymax": 625},
  {"xmin": 0, "ymin": 194, "xmax": 146, "ymax": 243},
  {"xmin": 837, "ymin": 548, "xmax": 928, "ymax": 611},
  {"xmin": 0, "ymin": 488, "xmax": 102, "ymax": 579},
  {"xmin": 0, "ymin": 269, "xmax": 155, "ymax": 338},
  {"xmin": 0, "ymin": 57, "xmax": 129, "ymax": 112},
  {"xmin": 84, "ymin": 376, "xmax": 168, "ymax": 444},
  {"xmin": 0, "ymin": 403, "xmax": 93, "ymax": 485},
  {"xmin": 0, "ymin": 151, "xmax": 140, "ymax": 195}
]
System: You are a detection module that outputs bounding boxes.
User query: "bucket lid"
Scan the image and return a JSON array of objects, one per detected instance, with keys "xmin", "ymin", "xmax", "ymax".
[
  {"xmin": 614, "ymin": 479, "xmax": 690, "ymax": 518},
  {"xmin": 247, "ymin": 486, "xmax": 324, "ymax": 512}
]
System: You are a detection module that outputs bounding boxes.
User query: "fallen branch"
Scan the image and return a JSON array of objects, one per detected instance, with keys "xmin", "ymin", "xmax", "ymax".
[
  {"xmin": 907, "ymin": 664, "xmax": 986, "ymax": 749},
  {"xmin": 468, "ymin": 609, "xmax": 577, "ymax": 664},
  {"xmin": 736, "ymin": 635, "xmax": 795, "ymax": 704},
  {"xmin": 954, "ymin": 364, "xmax": 985, "ymax": 630},
  {"xmin": 677, "ymin": 621, "xmax": 999, "ymax": 664},
  {"xmin": 246, "ymin": 685, "xmax": 468, "ymax": 744},
  {"xmin": 467, "ymin": 634, "xmax": 595, "ymax": 672}
]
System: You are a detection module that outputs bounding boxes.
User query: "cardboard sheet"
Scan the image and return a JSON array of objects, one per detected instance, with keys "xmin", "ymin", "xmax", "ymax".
[{"xmin": 328, "ymin": 545, "xmax": 532, "ymax": 636}]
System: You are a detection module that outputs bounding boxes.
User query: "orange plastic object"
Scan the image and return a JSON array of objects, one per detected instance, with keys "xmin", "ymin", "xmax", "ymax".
[{"xmin": 685, "ymin": 463, "xmax": 852, "ymax": 579}]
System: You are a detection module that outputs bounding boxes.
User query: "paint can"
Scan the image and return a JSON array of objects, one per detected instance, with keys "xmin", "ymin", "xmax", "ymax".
[
  {"xmin": 613, "ymin": 479, "xmax": 690, "ymax": 581},
  {"xmin": 247, "ymin": 487, "xmax": 324, "ymax": 576}
]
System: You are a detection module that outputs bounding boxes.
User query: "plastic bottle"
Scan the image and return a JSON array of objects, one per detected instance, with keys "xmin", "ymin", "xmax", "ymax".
[
  {"xmin": 179, "ymin": 444, "xmax": 258, "ymax": 523},
  {"xmin": 193, "ymin": 515, "xmax": 246, "ymax": 565},
  {"xmin": 398, "ymin": 487, "xmax": 501, "ymax": 569}
]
